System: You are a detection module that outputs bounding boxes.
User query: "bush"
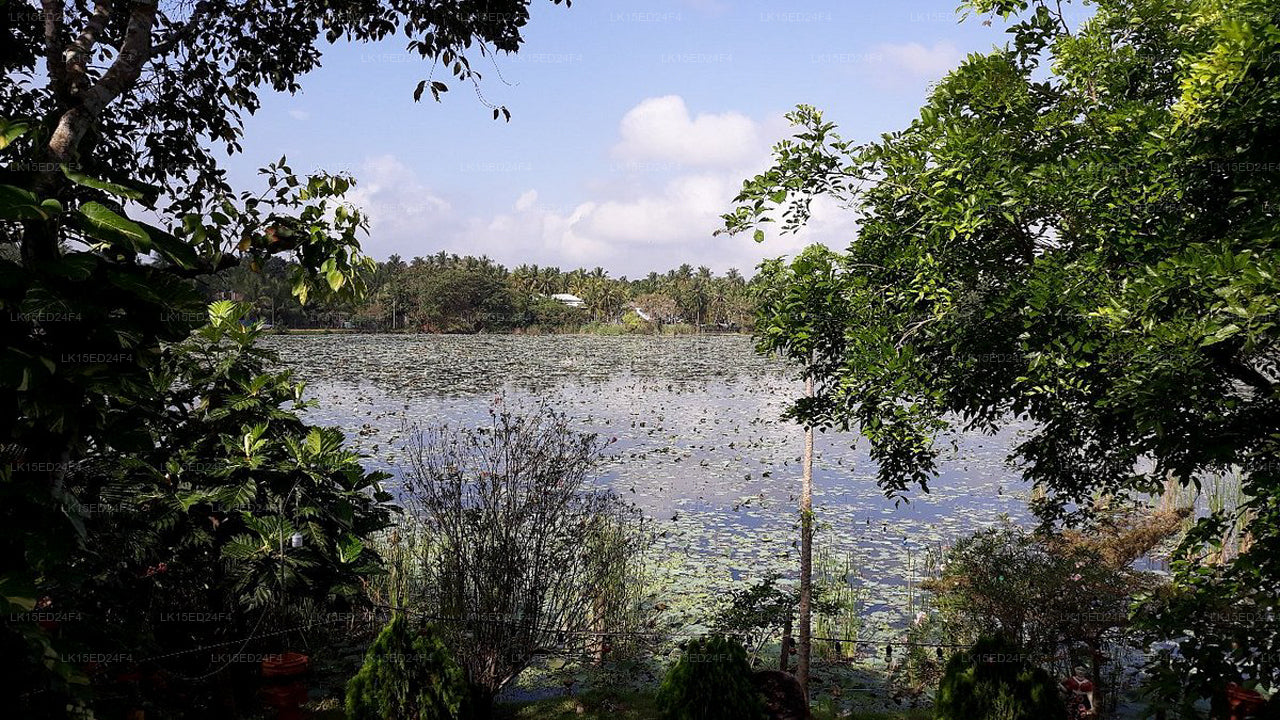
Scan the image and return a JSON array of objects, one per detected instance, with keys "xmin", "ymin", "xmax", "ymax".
[
  {"xmin": 656, "ymin": 635, "xmax": 765, "ymax": 720},
  {"xmin": 400, "ymin": 406, "xmax": 651, "ymax": 714},
  {"xmin": 346, "ymin": 614, "xmax": 471, "ymax": 720},
  {"xmin": 934, "ymin": 635, "xmax": 1065, "ymax": 720}
]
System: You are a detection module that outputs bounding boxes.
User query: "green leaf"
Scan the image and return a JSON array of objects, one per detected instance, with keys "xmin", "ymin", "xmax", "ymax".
[
  {"xmin": 0, "ymin": 120, "xmax": 31, "ymax": 150},
  {"xmin": 1200, "ymin": 323, "xmax": 1241, "ymax": 346},
  {"xmin": 326, "ymin": 268, "xmax": 345, "ymax": 292},
  {"xmin": 208, "ymin": 300, "xmax": 241, "ymax": 326},
  {"xmin": 0, "ymin": 184, "xmax": 49, "ymax": 220},
  {"xmin": 77, "ymin": 202, "xmax": 151, "ymax": 252},
  {"xmin": 61, "ymin": 165, "xmax": 145, "ymax": 200},
  {"xmin": 337, "ymin": 534, "xmax": 364, "ymax": 563},
  {"xmin": 140, "ymin": 221, "xmax": 200, "ymax": 269}
]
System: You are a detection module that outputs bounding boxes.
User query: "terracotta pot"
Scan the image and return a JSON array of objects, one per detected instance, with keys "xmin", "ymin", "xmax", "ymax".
[
  {"xmin": 261, "ymin": 652, "xmax": 310, "ymax": 679},
  {"xmin": 1226, "ymin": 683, "xmax": 1266, "ymax": 720},
  {"xmin": 260, "ymin": 681, "xmax": 308, "ymax": 707}
]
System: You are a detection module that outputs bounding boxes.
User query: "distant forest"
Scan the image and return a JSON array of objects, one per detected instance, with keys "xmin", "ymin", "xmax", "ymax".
[{"xmin": 198, "ymin": 252, "xmax": 758, "ymax": 332}]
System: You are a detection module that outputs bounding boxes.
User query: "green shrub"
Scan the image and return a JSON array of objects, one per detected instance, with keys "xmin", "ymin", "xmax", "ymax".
[
  {"xmin": 934, "ymin": 635, "xmax": 1065, "ymax": 720},
  {"xmin": 656, "ymin": 635, "xmax": 764, "ymax": 720},
  {"xmin": 346, "ymin": 614, "xmax": 471, "ymax": 720}
]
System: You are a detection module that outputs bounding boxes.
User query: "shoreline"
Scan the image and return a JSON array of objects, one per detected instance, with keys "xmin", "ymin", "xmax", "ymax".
[{"xmin": 268, "ymin": 328, "xmax": 754, "ymax": 337}]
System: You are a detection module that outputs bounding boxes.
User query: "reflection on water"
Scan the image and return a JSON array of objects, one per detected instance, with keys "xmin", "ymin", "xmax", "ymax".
[{"xmin": 265, "ymin": 334, "xmax": 1035, "ymax": 632}]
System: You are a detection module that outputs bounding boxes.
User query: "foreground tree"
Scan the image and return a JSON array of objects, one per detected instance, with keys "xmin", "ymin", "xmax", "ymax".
[
  {"xmin": 2, "ymin": 1, "xmax": 571, "ymax": 714},
  {"xmin": 721, "ymin": 0, "xmax": 1280, "ymax": 709},
  {"xmin": 400, "ymin": 406, "xmax": 650, "ymax": 718},
  {"xmin": 346, "ymin": 614, "xmax": 471, "ymax": 720},
  {"xmin": 752, "ymin": 245, "xmax": 852, "ymax": 697},
  {"xmin": 0, "ymin": 147, "xmax": 387, "ymax": 716}
]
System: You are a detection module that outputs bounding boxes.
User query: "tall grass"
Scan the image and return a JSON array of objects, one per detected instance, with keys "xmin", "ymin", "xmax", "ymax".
[{"xmin": 813, "ymin": 549, "xmax": 867, "ymax": 660}]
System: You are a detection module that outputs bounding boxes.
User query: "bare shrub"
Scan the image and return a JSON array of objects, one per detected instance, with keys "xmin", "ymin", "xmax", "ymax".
[{"xmin": 400, "ymin": 403, "xmax": 652, "ymax": 713}]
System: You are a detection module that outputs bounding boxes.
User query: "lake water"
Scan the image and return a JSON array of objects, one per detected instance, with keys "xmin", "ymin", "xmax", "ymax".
[{"xmin": 265, "ymin": 334, "xmax": 1036, "ymax": 637}]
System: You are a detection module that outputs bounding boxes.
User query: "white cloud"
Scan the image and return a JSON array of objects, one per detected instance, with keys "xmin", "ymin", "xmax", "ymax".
[
  {"xmin": 514, "ymin": 189, "xmax": 538, "ymax": 212},
  {"xmin": 344, "ymin": 155, "xmax": 455, "ymax": 258},
  {"xmin": 612, "ymin": 95, "xmax": 761, "ymax": 169},
  {"xmin": 288, "ymin": 109, "xmax": 310, "ymax": 121},
  {"xmin": 347, "ymin": 98, "xmax": 858, "ymax": 276},
  {"xmin": 873, "ymin": 40, "xmax": 965, "ymax": 80}
]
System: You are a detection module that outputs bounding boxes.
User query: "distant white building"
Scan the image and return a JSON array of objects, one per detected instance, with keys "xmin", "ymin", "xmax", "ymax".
[{"xmin": 551, "ymin": 293, "xmax": 585, "ymax": 308}]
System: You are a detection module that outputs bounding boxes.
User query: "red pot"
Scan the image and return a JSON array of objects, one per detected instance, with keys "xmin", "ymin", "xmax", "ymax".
[
  {"xmin": 1226, "ymin": 683, "xmax": 1266, "ymax": 720},
  {"xmin": 261, "ymin": 652, "xmax": 310, "ymax": 679},
  {"xmin": 260, "ymin": 681, "xmax": 308, "ymax": 707}
]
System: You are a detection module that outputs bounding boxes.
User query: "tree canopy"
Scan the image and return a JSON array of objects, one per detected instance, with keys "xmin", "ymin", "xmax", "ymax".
[
  {"xmin": 722, "ymin": 0, "xmax": 1280, "ymax": 706},
  {"xmin": 2, "ymin": 0, "xmax": 569, "ymax": 221},
  {"xmin": 1, "ymin": 0, "xmax": 571, "ymax": 715}
]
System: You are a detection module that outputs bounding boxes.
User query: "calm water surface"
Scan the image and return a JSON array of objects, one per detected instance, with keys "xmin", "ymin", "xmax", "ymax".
[{"xmin": 265, "ymin": 334, "xmax": 1036, "ymax": 633}]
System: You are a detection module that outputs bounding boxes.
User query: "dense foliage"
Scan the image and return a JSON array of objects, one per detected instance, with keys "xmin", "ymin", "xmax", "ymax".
[
  {"xmin": 202, "ymin": 252, "xmax": 758, "ymax": 332},
  {"xmin": 722, "ymin": 0, "xmax": 1280, "ymax": 706},
  {"xmin": 54, "ymin": 303, "xmax": 398, "ymax": 712},
  {"xmin": 0, "ymin": 144, "xmax": 391, "ymax": 716},
  {"xmin": 934, "ymin": 635, "xmax": 1066, "ymax": 720},
  {"xmin": 2, "ymin": 0, "xmax": 570, "ymax": 715},
  {"xmin": 346, "ymin": 614, "xmax": 472, "ymax": 720},
  {"xmin": 921, "ymin": 509, "xmax": 1185, "ymax": 711},
  {"xmin": 655, "ymin": 635, "xmax": 765, "ymax": 720}
]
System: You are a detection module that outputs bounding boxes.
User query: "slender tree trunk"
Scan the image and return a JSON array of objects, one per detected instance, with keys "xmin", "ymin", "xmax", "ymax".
[{"xmin": 798, "ymin": 375, "xmax": 814, "ymax": 698}]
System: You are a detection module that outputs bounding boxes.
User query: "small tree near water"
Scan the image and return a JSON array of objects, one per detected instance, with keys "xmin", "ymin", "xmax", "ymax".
[
  {"xmin": 656, "ymin": 635, "xmax": 765, "ymax": 720},
  {"xmin": 401, "ymin": 404, "xmax": 650, "ymax": 718},
  {"xmin": 346, "ymin": 614, "xmax": 470, "ymax": 720},
  {"xmin": 935, "ymin": 635, "xmax": 1066, "ymax": 720}
]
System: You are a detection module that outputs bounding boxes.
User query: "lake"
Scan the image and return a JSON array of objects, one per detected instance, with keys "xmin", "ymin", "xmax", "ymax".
[{"xmin": 265, "ymin": 333, "xmax": 1036, "ymax": 639}]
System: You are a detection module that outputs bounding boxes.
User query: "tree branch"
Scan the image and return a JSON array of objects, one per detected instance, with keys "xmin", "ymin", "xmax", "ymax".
[
  {"xmin": 152, "ymin": 0, "xmax": 214, "ymax": 58},
  {"xmin": 169, "ymin": 253, "xmax": 240, "ymax": 278},
  {"xmin": 42, "ymin": 0, "xmax": 72, "ymax": 103},
  {"xmin": 63, "ymin": 0, "xmax": 113, "ymax": 95},
  {"xmin": 49, "ymin": 0, "xmax": 158, "ymax": 162}
]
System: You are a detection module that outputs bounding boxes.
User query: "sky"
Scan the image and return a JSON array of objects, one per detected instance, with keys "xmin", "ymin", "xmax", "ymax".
[{"xmin": 223, "ymin": 0, "xmax": 1091, "ymax": 278}]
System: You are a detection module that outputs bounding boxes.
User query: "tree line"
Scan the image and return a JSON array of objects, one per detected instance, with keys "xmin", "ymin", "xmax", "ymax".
[{"xmin": 200, "ymin": 252, "xmax": 759, "ymax": 332}]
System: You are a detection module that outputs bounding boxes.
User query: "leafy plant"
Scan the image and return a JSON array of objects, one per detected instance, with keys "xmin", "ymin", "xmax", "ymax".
[
  {"xmin": 719, "ymin": 0, "xmax": 1280, "ymax": 704},
  {"xmin": 0, "ymin": 136, "xmax": 389, "ymax": 715},
  {"xmin": 714, "ymin": 562, "xmax": 851, "ymax": 669},
  {"xmin": 655, "ymin": 635, "xmax": 765, "ymax": 720},
  {"xmin": 921, "ymin": 509, "xmax": 1182, "ymax": 711},
  {"xmin": 346, "ymin": 614, "xmax": 471, "ymax": 720},
  {"xmin": 934, "ymin": 635, "xmax": 1066, "ymax": 720},
  {"xmin": 42, "ymin": 301, "xmax": 400, "ymax": 716},
  {"xmin": 714, "ymin": 573, "xmax": 799, "ymax": 665}
]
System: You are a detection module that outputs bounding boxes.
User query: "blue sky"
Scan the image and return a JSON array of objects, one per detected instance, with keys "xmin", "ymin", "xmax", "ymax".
[{"xmin": 226, "ymin": 0, "xmax": 1091, "ymax": 277}]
